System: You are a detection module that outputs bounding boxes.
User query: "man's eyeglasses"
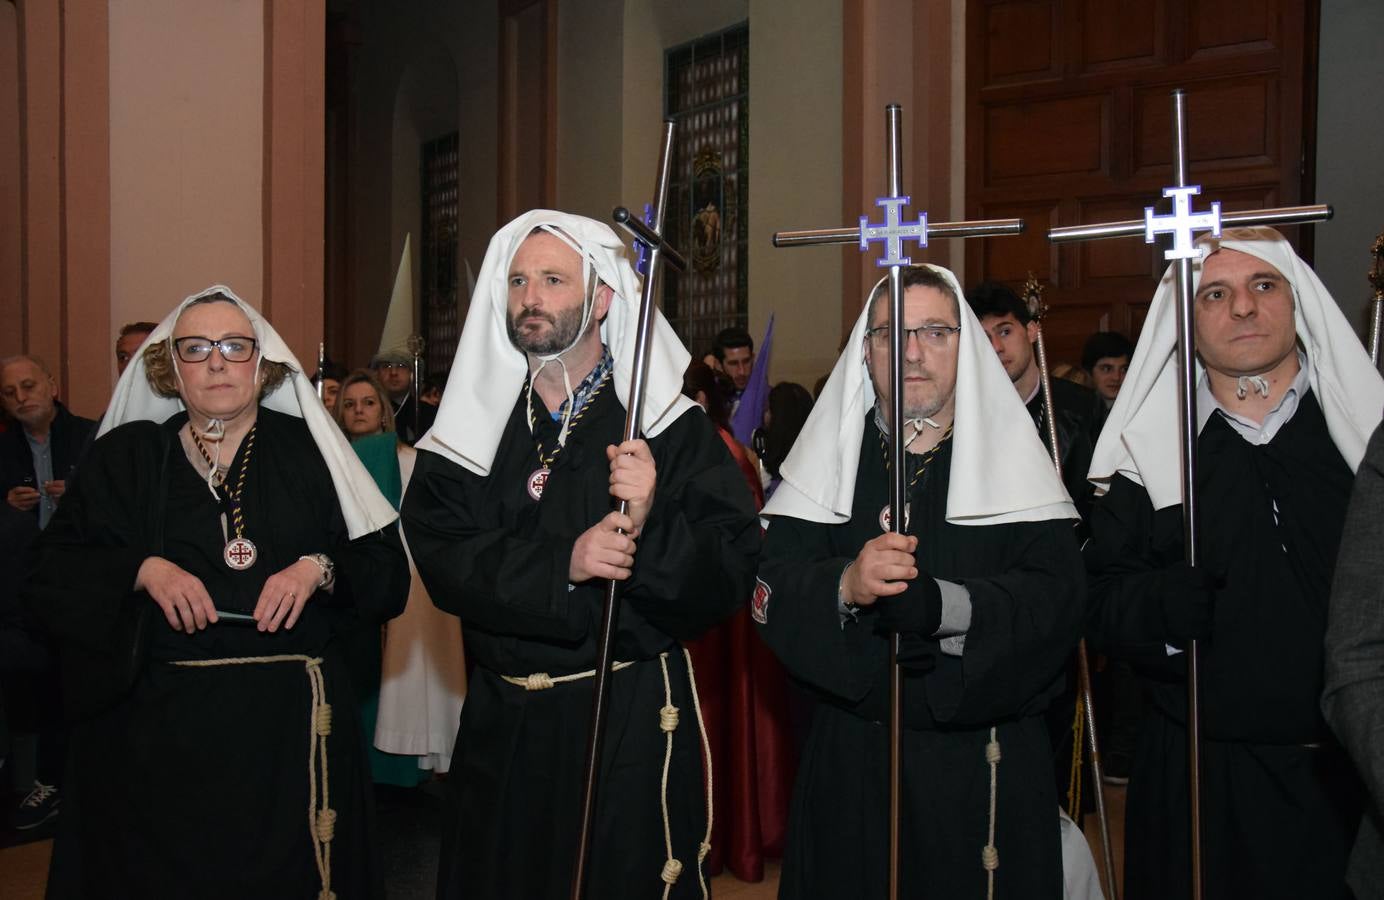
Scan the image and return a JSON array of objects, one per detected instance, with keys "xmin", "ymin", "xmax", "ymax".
[
  {"xmin": 865, "ymin": 324, "xmax": 961, "ymax": 349},
  {"xmin": 173, "ymin": 336, "xmax": 258, "ymax": 364}
]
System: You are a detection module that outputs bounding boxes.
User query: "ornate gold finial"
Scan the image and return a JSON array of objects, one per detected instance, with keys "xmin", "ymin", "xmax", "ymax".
[
  {"xmin": 1022, "ymin": 271, "xmax": 1048, "ymax": 322},
  {"xmin": 1370, "ymin": 231, "xmax": 1384, "ymax": 300}
]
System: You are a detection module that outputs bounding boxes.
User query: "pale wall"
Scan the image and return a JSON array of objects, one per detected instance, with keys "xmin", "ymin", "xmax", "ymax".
[
  {"xmin": 1315, "ymin": 0, "xmax": 1384, "ymax": 337},
  {"xmin": 107, "ymin": 0, "xmax": 263, "ymax": 337},
  {"xmin": 348, "ymin": 0, "xmax": 483, "ymax": 369},
  {"xmin": 555, "ymin": 0, "xmax": 624, "ymax": 221},
  {"xmin": 747, "ymin": 0, "xmax": 842, "ymax": 390},
  {"xmin": 558, "ymin": 0, "xmax": 843, "ymax": 391}
]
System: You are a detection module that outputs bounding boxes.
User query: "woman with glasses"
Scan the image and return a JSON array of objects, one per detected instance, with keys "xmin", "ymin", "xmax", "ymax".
[{"xmin": 25, "ymin": 286, "xmax": 408, "ymax": 900}]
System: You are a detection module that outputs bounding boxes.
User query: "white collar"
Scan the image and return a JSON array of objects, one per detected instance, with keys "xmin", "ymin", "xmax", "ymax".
[{"xmin": 1195, "ymin": 349, "xmax": 1311, "ymax": 443}]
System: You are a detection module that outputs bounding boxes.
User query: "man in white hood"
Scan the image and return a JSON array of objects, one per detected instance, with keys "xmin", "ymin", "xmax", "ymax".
[
  {"xmin": 402, "ymin": 211, "xmax": 760, "ymax": 899},
  {"xmin": 1084, "ymin": 226, "xmax": 1384, "ymax": 899},
  {"xmin": 754, "ymin": 264, "xmax": 1085, "ymax": 897}
]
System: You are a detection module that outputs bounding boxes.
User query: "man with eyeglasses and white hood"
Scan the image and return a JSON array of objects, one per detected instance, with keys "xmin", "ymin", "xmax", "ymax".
[
  {"xmin": 402, "ymin": 210, "xmax": 761, "ymax": 899},
  {"xmin": 753, "ymin": 264, "xmax": 1086, "ymax": 897}
]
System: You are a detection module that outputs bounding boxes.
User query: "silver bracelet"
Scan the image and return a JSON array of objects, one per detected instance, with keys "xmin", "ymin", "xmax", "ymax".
[{"xmin": 298, "ymin": 553, "xmax": 335, "ymax": 589}]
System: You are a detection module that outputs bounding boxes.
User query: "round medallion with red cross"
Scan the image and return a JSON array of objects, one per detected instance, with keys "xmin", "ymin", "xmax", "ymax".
[
  {"xmin": 751, "ymin": 577, "xmax": 771, "ymax": 624},
  {"xmin": 878, "ymin": 502, "xmax": 911, "ymax": 534},
  {"xmin": 223, "ymin": 537, "xmax": 258, "ymax": 571},
  {"xmin": 526, "ymin": 467, "xmax": 551, "ymax": 502}
]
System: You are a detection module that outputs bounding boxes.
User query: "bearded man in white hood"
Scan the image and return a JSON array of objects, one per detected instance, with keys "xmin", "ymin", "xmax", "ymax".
[{"xmin": 402, "ymin": 210, "xmax": 761, "ymax": 899}]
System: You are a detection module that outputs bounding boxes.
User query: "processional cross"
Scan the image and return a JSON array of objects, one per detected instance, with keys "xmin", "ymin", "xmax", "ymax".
[
  {"xmin": 773, "ymin": 103, "xmax": 1022, "ymax": 900},
  {"xmin": 567, "ymin": 120, "xmax": 688, "ymax": 900},
  {"xmin": 1048, "ymin": 88, "xmax": 1332, "ymax": 900}
]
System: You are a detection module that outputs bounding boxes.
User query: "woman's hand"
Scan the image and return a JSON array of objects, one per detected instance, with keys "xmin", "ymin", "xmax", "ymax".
[
  {"xmin": 136, "ymin": 556, "xmax": 218, "ymax": 634},
  {"xmin": 253, "ymin": 558, "xmax": 323, "ymax": 632}
]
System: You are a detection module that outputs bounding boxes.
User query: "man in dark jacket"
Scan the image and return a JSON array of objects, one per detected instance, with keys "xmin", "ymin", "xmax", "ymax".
[
  {"xmin": 968, "ymin": 282, "xmax": 1095, "ymax": 518},
  {"xmin": 1, "ymin": 355, "xmax": 97, "ymax": 529}
]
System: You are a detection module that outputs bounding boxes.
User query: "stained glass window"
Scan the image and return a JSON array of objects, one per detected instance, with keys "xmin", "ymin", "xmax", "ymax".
[
  {"xmin": 420, "ymin": 132, "xmax": 460, "ymax": 384},
  {"xmin": 663, "ymin": 23, "xmax": 749, "ymax": 358}
]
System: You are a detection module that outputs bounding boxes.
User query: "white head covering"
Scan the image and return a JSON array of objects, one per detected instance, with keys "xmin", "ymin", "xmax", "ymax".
[
  {"xmin": 372, "ymin": 234, "xmax": 415, "ymax": 366},
  {"xmin": 417, "ymin": 209, "xmax": 698, "ymax": 475},
  {"xmin": 100, "ymin": 285, "xmax": 398, "ymax": 539},
  {"xmin": 763, "ymin": 264, "xmax": 1076, "ymax": 526},
  {"xmin": 1088, "ymin": 226, "xmax": 1384, "ymax": 509}
]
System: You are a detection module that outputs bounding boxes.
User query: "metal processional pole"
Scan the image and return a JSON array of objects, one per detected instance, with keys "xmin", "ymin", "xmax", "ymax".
[
  {"xmin": 1047, "ymin": 88, "xmax": 1333, "ymax": 900},
  {"xmin": 568, "ymin": 119, "xmax": 688, "ymax": 900},
  {"xmin": 773, "ymin": 103, "xmax": 1022, "ymax": 899},
  {"xmin": 1022, "ymin": 275, "xmax": 1119, "ymax": 900}
]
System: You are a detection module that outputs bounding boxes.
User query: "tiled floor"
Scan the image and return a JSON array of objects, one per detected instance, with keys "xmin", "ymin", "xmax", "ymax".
[
  {"xmin": 0, "ymin": 789, "xmax": 1130, "ymax": 899},
  {"xmin": 711, "ymin": 860, "xmax": 782, "ymax": 898}
]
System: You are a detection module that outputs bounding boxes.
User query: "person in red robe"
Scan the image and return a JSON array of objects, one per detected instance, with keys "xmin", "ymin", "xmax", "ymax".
[{"xmin": 681, "ymin": 362, "xmax": 796, "ymax": 881}]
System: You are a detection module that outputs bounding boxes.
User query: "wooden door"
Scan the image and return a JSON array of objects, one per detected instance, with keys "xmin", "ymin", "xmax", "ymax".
[{"xmin": 966, "ymin": 0, "xmax": 1318, "ymax": 364}]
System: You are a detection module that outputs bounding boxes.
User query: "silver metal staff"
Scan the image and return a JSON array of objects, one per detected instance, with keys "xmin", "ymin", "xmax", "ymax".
[
  {"xmin": 1368, "ymin": 232, "xmax": 1384, "ymax": 365},
  {"xmin": 773, "ymin": 104, "xmax": 1022, "ymax": 900},
  {"xmin": 315, "ymin": 342, "xmax": 326, "ymax": 400},
  {"xmin": 407, "ymin": 333, "xmax": 425, "ymax": 438},
  {"xmin": 1047, "ymin": 88, "xmax": 1332, "ymax": 900},
  {"xmin": 568, "ymin": 118, "xmax": 686, "ymax": 900},
  {"xmin": 1022, "ymin": 275, "xmax": 1119, "ymax": 900}
]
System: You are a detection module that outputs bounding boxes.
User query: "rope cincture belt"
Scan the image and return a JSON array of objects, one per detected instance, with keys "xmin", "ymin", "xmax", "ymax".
[
  {"xmin": 498, "ymin": 649, "xmax": 715, "ymax": 900},
  {"xmin": 172, "ymin": 654, "xmax": 338, "ymax": 900}
]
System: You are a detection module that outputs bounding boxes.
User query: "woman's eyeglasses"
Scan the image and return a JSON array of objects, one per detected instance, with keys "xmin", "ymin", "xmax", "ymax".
[{"xmin": 173, "ymin": 336, "xmax": 259, "ymax": 363}]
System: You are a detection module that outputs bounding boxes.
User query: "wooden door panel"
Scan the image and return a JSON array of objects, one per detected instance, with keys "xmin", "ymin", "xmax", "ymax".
[
  {"xmin": 966, "ymin": 0, "xmax": 1314, "ymax": 345},
  {"xmin": 1134, "ymin": 76, "xmax": 1278, "ymax": 173},
  {"xmin": 984, "ymin": 94, "xmax": 1111, "ymax": 183},
  {"xmin": 976, "ymin": 199, "xmax": 1061, "ymax": 284},
  {"xmin": 983, "ymin": 0, "xmax": 1061, "ymax": 85},
  {"xmin": 1077, "ymin": 0, "xmax": 1166, "ymax": 73},
  {"xmin": 1187, "ymin": 0, "xmax": 1278, "ymax": 59}
]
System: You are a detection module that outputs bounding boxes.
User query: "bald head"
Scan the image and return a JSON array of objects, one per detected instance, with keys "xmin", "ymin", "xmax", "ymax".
[{"xmin": 0, "ymin": 355, "xmax": 59, "ymax": 435}]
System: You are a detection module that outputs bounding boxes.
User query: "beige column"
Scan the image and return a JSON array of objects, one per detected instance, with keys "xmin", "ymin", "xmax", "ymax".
[
  {"xmin": 263, "ymin": 0, "xmax": 326, "ymax": 367},
  {"xmin": 61, "ymin": 0, "xmax": 112, "ymax": 415}
]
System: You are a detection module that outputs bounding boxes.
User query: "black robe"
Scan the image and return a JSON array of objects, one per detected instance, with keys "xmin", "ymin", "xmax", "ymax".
[
  {"xmin": 24, "ymin": 408, "xmax": 409, "ymax": 900},
  {"xmin": 1026, "ymin": 376, "xmax": 1097, "ymax": 818},
  {"xmin": 755, "ymin": 417, "xmax": 1085, "ymax": 898},
  {"xmin": 1084, "ymin": 390, "xmax": 1362, "ymax": 899},
  {"xmin": 1027, "ymin": 377, "xmax": 1096, "ymax": 524},
  {"xmin": 401, "ymin": 384, "xmax": 760, "ymax": 899}
]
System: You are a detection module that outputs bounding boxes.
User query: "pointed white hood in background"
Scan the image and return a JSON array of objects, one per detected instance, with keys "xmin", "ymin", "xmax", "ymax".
[
  {"xmin": 1088, "ymin": 226, "xmax": 1384, "ymax": 509},
  {"xmin": 101, "ymin": 285, "xmax": 398, "ymax": 539},
  {"xmin": 417, "ymin": 209, "xmax": 698, "ymax": 475},
  {"xmin": 375, "ymin": 234, "xmax": 416, "ymax": 364},
  {"xmin": 763, "ymin": 264, "xmax": 1076, "ymax": 527}
]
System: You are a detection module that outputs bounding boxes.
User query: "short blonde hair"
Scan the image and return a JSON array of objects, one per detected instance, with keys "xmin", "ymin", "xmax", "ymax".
[
  {"xmin": 141, "ymin": 294, "xmax": 290, "ymax": 400},
  {"xmin": 333, "ymin": 368, "xmax": 396, "ymax": 436}
]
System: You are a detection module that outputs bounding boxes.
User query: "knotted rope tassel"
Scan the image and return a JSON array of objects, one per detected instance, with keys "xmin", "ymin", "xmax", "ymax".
[
  {"xmin": 172, "ymin": 654, "xmax": 336, "ymax": 899},
  {"xmin": 655, "ymin": 650, "xmax": 715, "ymax": 900},
  {"xmin": 984, "ymin": 726, "xmax": 1002, "ymax": 900}
]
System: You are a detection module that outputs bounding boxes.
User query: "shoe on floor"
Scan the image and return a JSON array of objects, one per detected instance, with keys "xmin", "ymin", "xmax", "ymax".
[{"xmin": 13, "ymin": 780, "xmax": 60, "ymax": 830}]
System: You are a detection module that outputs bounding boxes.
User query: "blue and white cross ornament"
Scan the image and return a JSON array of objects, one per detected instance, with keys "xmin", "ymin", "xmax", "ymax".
[
  {"xmin": 859, "ymin": 196, "xmax": 929, "ymax": 267},
  {"xmin": 632, "ymin": 203, "xmax": 655, "ymax": 275},
  {"xmin": 1144, "ymin": 185, "xmax": 1221, "ymax": 261}
]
